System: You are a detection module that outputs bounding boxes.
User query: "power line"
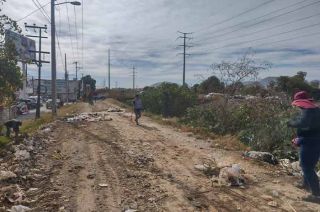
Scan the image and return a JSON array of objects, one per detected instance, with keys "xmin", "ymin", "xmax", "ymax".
[
  {"xmin": 81, "ymin": 0, "xmax": 84, "ymax": 72},
  {"xmin": 17, "ymin": 1, "xmax": 50, "ymax": 22},
  {"xmin": 66, "ymin": 4, "xmax": 75, "ymax": 61},
  {"xmin": 31, "ymin": 0, "xmax": 65, "ymax": 70},
  {"xmin": 198, "ymin": 0, "xmax": 320, "ymax": 43},
  {"xmin": 33, "ymin": 0, "xmax": 50, "ymax": 22},
  {"xmin": 197, "ymin": 0, "xmax": 276, "ymax": 33},
  {"xmin": 73, "ymin": 5, "xmax": 80, "ymax": 61},
  {"xmin": 212, "ymin": 12, "xmax": 320, "ymax": 44},
  {"xmin": 200, "ymin": 22, "xmax": 320, "ymax": 52}
]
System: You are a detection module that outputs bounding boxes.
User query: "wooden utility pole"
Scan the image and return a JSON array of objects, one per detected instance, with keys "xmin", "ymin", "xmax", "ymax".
[{"xmin": 25, "ymin": 23, "xmax": 50, "ymax": 119}]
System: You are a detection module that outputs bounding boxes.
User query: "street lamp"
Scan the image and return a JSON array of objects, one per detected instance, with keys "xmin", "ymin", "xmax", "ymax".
[{"xmin": 51, "ymin": 0, "xmax": 81, "ymax": 116}]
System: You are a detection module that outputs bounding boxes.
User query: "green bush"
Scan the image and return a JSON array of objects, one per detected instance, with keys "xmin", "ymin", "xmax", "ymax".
[
  {"xmin": 141, "ymin": 83, "xmax": 197, "ymax": 117},
  {"xmin": 181, "ymin": 99, "xmax": 298, "ymax": 158}
]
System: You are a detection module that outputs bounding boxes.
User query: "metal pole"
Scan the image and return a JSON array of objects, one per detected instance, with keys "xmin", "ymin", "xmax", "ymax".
[
  {"xmin": 183, "ymin": 34, "xmax": 186, "ymax": 86},
  {"xmin": 36, "ymin": 28, "xmax": 42, "ymax": 119},
  {"xmin": 108, "ymin": 49, "xmax": 110, "ymax": 89},
  {"xmin": 51, "ymin": 0, "xmax": 57, "ymax": 116},
  {"xmin": 65, "ymin": 53, "xmax": 69, "ymax": 103},
  {"xmin": 133, "ymin": 66, "xmax": 135, "ymax": 95}
]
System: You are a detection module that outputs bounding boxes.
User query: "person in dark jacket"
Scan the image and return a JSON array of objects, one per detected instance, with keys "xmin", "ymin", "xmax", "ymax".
[
  {"xmin": 288, "ymin": 91, "xmax": 320, "ymax": 204},
  {"xmin": 133, "ymin": 94, "xmax": 143, "ymax": 125}
]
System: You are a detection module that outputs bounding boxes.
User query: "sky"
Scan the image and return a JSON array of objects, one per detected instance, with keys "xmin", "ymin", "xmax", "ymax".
[{"xmin": 2, "ymin": 0, "xmax": 320, "ymax": 88}]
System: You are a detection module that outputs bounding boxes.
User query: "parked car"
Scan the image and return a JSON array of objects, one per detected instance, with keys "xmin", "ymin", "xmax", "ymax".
[
  {"xmin": 46, "ymin": 99, "xmax": 63, "ymax": 109},
  {"xmin": 18, "ymin": 98, "xmax": 38, "ymax": 110}
]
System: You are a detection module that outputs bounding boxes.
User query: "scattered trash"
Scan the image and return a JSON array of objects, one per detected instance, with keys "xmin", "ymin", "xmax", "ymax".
[
  {"xmin": 279, "ymin": 159, "xmax": 302, "ymax": 176},
  {"xmin": 267, "ymin": 201, "xmax": 278, "ymax": 208},
  {"xmin": 0, "ymin": 171, "xmax": 17, "ymax": 181},
  {"xmin": 14, "ymin": 150, "xmax": 30, "ymax": 161},
  {"xmin": 66, "ymin": 112, "xmax": 113, "ymax": 123},
  {"xmin": 8, "ymin": 205, "xmax": 31, "ymax": 212},
  {"xmin": 272, "ymin": 190, "xmax": 279, "ymax": 197},
  {"xmin": 317, "ymin": 171, "xmax": 320, "ymax": 177},
  {"xmin": 218, "ymin": 164, "xmax": 245, "ymax": 186},
  {"xmin": 194, "ymin": 158, "xmax": 220, "ymax": 177},
  {"xmin": 124, "ymin": 210, "xmax": 138, "ymax": 212},
  {"xmin": 98, "ymin": 183, "xmax": 109, "ymax": 187},
  {"xmin": 107, "ymin": 107, "xmax": 123, "ymax": 112},
  {"xmin": 244, "ymin": 151, "xmax": 278, "ymax": 165}
]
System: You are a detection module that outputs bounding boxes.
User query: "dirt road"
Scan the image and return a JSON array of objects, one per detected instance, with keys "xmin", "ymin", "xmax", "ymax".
[{"xmin": 18, "ymin": 100, "xmax": 320, "ymax": 211}]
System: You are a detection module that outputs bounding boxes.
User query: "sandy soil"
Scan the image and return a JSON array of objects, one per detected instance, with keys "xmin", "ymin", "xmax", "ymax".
[{"xmin": 14, "ymin": 99, "xmax": 320, "ymax": 211}]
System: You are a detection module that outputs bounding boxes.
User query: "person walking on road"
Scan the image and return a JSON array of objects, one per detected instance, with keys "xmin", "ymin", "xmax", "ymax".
[
  {"xmin": 288, "ymin": 91, "xmax": 320, "ymax": 204},
  {"xmin": 133, "ymin": 94, "xmax": 143, "ymax": 125}
]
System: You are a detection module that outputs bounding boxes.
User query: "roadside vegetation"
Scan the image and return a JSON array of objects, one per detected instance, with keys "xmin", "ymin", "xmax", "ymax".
[{"xmin": 112, "ymin": 53, "xmax": 320, "ymax": 159}]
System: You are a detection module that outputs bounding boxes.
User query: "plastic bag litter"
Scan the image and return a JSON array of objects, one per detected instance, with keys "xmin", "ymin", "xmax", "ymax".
[{"xmin": 8, "ymin": 205, "xmax": 31, "ymax": 212}]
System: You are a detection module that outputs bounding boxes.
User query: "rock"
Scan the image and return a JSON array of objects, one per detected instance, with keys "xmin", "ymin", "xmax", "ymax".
[
  {"xmin": 0, "ymin": 171, "xmax": 17, "ymax": 181},
  {"xmin": 98, "ymin": 183, "xmax": 108, "ymax": 187},
  {"xmin": 244, "ymin": 151, "xmax": 278, "ymax": 165},
  {"xmin": 194, "ymin": 164, "xmax": 207, "ymax": 171},
  {"xmin": 8, "ymin": 205, "xmax": 31, "ymax": 212},
  {"xmin": 261, "ymin": 195, "xmax": 273, "ymax": 201},
  {"xmin": 267, "ymin": 201, "xmax": 278, "ymax": 207},
  {"xmin": 14, "ymin": 150, "xmax": 30, "ymax": 161},
  {"xmin": 218, "ymin": 164, "xmax": 244, "ymax": 186},
  {"xmin": 148, "ymin": 197, "xmax": 156, "ymax": 202},
  {"xmin": 271, "ymin": 190, "xmax": 279, "ymax": 197}
]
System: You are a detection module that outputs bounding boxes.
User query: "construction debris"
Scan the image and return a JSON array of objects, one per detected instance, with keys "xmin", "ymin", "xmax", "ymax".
[
  {"xmin": 279, "ymin": 159, "xmax": 302, "ymax": 176},
  {"xmin": 107, "ymin": 107, "xmax": 123, "ymax": 112},
  {"xmin": 7, "ymin": 205, "xmax": 31, "ymax": 212},
  {"xmin": 218, "ymin": 164, "xmax": 245, "ymax": 186},
  {"xmin": 0, "ymin": 171, "xmax": 17, "ymax": 182},
  {"xmin": 66, "ymin": 112, "xmax": 113, "ymax": 123},
  {"xmin": 243, "ymin": 151, "xmax": 278, "ymax": 165}
]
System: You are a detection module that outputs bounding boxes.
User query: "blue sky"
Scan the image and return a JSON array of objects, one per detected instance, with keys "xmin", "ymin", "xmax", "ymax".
[{"xmin": 3, "ymin": 0, "xmax": 320, "ymax": 88}]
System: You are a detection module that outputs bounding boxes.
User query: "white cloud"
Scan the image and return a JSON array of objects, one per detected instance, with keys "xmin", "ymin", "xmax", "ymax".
[{"xmin": 3, "ymin": 0, "xmax": 320, "ymax": 87}]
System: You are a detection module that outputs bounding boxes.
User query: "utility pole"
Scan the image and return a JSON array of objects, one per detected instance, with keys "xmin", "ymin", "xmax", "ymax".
[
  {"xmin": 132, "ymin": 66, "xmax": 136, "ymax": 95},
  {"xmin": 177, "ymin": 31, "xmax": 193, "ymax": 86},
  {"xmin": 51, "ymin": 0, "xmax": 57, "ymax": 116},
  {"xmin": 73, "ymin": 61, "xmax": 82, "ymax": 99},
  {"xmin": 108, "ymin": 49, "xmax": 111, "ymax": 89},
  {"xmin": 65, "ymin": 53, "xmax": 69, "ymax": 103},
  {"xmin": 73, "ymin": 61, "xmax": 81, "ymax": 80},
  {"xmin": 25, "ymin": 23, "xmax": 50, "ymax": 119}
]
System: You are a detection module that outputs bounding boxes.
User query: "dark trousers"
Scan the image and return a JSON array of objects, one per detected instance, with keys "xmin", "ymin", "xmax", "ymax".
[
  {"xmin": 300, "ymin": 143, "xmax": 320, "ymax": 196},
  {"xmin": 134, "ymin": 109, "xmax": 141, "ymax": 122}
]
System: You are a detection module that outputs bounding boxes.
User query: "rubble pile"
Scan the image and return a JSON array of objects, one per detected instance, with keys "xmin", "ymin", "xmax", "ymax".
[
  {"xmin": 279, "ymin": 159, "xmax": 302, "ymax": 176},
  {"xmin": 65, "ymin": 112, "xmax": 113, "ymax": 123},
  {"xmin": 107, "ymin": 107, "xmax": 123, "ymax": 112},
  {"xmin": 0, "ymin": 124, "xmax": 55, "ymax": 211},
  {"xmin": 243, "ymin": 151, "xmax": 278, "ymax": 165}
]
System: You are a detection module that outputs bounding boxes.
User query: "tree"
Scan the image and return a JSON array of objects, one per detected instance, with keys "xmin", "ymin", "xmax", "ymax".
[
  {"xmin": 198, "ymin": 76, "xmax": 224, "ymax": 94},
  {"xmin": 310, "ymin": 80, "xmax": 320, "ymax": 88},
  {"xmin": 211, "ymin": 52, "xmax": 270, "ymax": 96},
  {"xmin": 275, "ymin": 72, "xmax": 319, "ymax": 99},
  {"xmin": 0, "ymin": 0, "xmax": 22, "ymax": 106},
  {"xmin": 81, "ymin": 75, "xmax": 96, "ymax": 91}
]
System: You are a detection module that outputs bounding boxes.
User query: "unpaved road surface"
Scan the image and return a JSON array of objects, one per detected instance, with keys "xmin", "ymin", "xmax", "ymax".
[{"xmin": 3, "ymin": 99, "xmax": 320, "ymax": 211}]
